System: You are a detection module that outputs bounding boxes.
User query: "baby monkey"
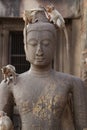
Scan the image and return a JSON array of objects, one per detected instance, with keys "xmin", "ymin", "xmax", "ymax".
[
  {"xmin": 23, "ymin": 10, "xmax": 34, "ymax": 25},
  {"xmin": 1, "ymin": 64, "xmax": 17, "ymax": 85},
  {"xmin": 23, "ymin": 9, "xmax": 39, "ymax": 26},
  {"xmin": 0, "ymin": 111, "xmax": 13, "ymax": 130}
]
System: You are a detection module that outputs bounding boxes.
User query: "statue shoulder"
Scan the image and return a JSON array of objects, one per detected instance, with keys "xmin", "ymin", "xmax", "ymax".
[
  {"xmin": 0, "ymin": 79, "xmax": 13, "ymax": 92},
  {"xmin": 15, "ymin": 71, "xmax": 29, "ymax": 84},
  {"xmin": 0, "ymin": 80, "xmax": 9, "ymax": 88},
  {"xmin": 54, "ymin": 71, "xmax": 73, "ymax": 82},
  {"xmin": 54, "ymin": 71, "xmax": 84, "ymax": 87},
  {"xmin": 0, "ymin": 80, "xmax": 13, "ymax": 99},
  {"xmin": 71, "ymin": 75, "xmax": 85, "ymax": 89},
  {"xmin": 0, "ymin": 71, "xmax": 29, "ymax": 96}
]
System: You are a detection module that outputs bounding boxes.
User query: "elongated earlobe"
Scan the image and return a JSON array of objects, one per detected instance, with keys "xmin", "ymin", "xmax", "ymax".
[{"xmin": 24, "ymin": 44, "xmax": 28, "ymax": 61}]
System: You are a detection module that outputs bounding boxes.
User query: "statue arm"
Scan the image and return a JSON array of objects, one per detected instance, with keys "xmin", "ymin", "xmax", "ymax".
[
  {"xmin": 72, "ymin": 77, "xmax": 87, "ymax": 130},
  {"xmin": 0, "ymin": 80, "xmax": 14, "ymax": 118}
]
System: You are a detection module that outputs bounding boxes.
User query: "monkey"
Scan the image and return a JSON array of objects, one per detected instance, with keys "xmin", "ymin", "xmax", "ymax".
[
  {"xmin": 0, "ymin": 111, "xmax": 13, "ymax": 130},
  {"xmin": 23, "ymin": 9, "xmax": 41, "ymax": 26},
  {"xmin": 23, "ymin": 10, "xmax": 34, "ymax": 25},
  {"xmin": 23, "ymin": 7, "xmax": 46, "ymax": 25},
  {"xmin": 1, "ymin": 64, "xmax": 17, "ymax": 85},
  {"xmin": 45, "ymin": 4, "xmax": 65, "ymax": 28},
  {"xmin": 45, "ymin": 4, "xmax": 70, "ymax": 72}
]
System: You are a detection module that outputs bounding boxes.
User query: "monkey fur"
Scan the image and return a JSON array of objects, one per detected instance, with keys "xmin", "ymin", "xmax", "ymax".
[{"xmin": 1, "ymin": 64, "xmax": 17, "ymax": 85}]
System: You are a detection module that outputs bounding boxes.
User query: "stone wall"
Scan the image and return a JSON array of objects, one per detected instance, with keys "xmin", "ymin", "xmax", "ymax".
[{"xmin": 0, "ymin": 0, "xmax": 80, "ymax": 18}]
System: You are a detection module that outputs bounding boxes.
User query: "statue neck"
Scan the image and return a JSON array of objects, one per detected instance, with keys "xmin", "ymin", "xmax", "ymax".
[{"xmin": 29, "ymin": 64, "xmax": 52, "ymax": 76}]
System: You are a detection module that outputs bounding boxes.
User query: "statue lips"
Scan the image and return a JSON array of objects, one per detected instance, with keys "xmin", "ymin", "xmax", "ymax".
[{"xmin": 35, "ymin": 57, "xmax": 45, "ymax": 62}]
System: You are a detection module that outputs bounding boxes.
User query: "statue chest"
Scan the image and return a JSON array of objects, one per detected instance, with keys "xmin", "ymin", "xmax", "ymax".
[{"xmin": 13, "ymin": 80, "xmax": 68, "ymax": 120}]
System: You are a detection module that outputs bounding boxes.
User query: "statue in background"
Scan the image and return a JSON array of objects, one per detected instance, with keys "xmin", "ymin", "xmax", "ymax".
[{"xmin": 0, "ymin": 7, "xmax": 87, "ymax": 130}]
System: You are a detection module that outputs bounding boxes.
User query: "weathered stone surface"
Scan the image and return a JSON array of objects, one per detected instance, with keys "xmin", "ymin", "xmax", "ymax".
[
  {"xmin": 0, "ymin": 9, "xmax": 86, "ymax": 130},
  {"xmin": 0, "ymin": 0, "xmax": 80, "ymax": 18}
]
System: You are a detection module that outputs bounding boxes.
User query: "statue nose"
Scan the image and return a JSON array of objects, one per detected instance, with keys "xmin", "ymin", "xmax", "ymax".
[{"xmin": 36, "ymin": 44, "xmax": 43, "ymax": 56}]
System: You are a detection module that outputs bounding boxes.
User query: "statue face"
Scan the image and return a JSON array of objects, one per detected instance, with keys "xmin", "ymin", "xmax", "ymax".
[{"xmin": 25, "ymin": 30, "xmax": 55, "ymax": 66}]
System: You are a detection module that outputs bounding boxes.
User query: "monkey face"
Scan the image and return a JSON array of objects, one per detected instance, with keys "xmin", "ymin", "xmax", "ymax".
[
  {"xmin": 1, "ymin": 67, "xmax": 10, "ymax": 75},
  {"xmin": 1, "ymin": 67, "xmax": 6, "ymax": 74},
  {"xmin": 46, "ymin": 5, "xmax": 54, "ymax": 13},
  {"xmin": 46, "ymin": 6, "xmax": 52, "ymax": 13}
]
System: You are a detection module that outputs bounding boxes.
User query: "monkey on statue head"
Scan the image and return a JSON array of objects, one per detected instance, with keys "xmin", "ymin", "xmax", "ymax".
[{"xmin": 45, "ymin": 4, "xmax": 70, "ymax": 72}]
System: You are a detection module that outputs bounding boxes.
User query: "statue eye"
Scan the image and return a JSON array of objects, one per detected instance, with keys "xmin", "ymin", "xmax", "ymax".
[
  {"xmin": 29, "ymin": 40, "xmax": 37, "ymax": 46},
  {"xmin": 42, "ymin": 40, "xmax": 50, "ymax": 46}
]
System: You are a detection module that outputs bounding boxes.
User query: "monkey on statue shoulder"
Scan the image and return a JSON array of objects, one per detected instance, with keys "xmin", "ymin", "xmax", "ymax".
[{"xmin": 1, "ymin": 64, "xmax": 17, "ymax": 85}]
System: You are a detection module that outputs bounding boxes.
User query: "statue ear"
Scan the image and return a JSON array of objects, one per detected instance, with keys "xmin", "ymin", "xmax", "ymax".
[
  {"xmin": 25, "ymin": 55, "xmax": 28, "ymax": 61},
  {"xmin": 23, "ymin": 27, "xmax": 28, "ymax": 61},
  {"xmin": 24, "ymin": 44, "xmax": 28, "ymax": 61}
]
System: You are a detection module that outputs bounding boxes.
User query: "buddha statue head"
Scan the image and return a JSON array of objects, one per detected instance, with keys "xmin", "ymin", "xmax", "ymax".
[{"xmin": 23, "ymin": 8, "xmax": 57, "ymax": 69}]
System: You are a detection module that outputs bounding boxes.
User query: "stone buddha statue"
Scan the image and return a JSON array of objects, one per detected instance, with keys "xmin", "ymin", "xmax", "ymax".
[{"xmin": 0, "ymin": 8, "xmax": 87, "ymax": 130}]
